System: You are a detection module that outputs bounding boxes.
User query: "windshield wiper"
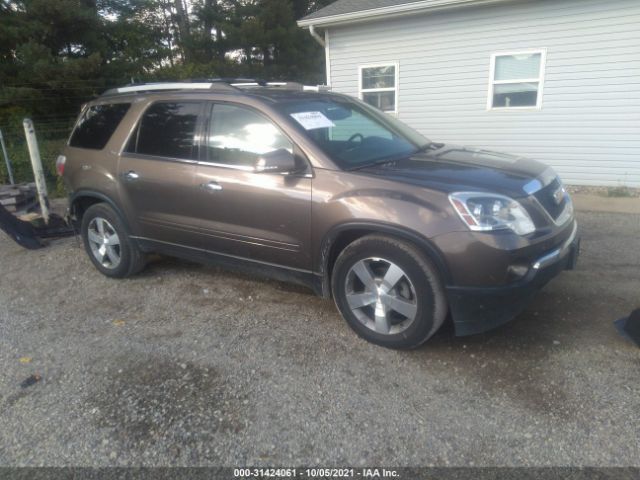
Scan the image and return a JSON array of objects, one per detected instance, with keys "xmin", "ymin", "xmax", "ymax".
[
  {"xmin": 415, "ymin": 142, "xmax": 433, "ymax": 153},
  {"xmin": 347, "ymin": 156, "xmax": 403, "ymax": 171},
  {"xmin": 414, "ymin": 141, "xmax": 445, "ymax": 154},
  {"xmin": 347, "ymin": 142, "xmax": 443, "ymax": 171}
]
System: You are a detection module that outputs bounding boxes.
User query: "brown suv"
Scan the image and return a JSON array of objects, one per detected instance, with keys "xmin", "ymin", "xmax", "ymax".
[{"xmin": 59, "ymin": 80, "xmax": 580, "ymax": 349}]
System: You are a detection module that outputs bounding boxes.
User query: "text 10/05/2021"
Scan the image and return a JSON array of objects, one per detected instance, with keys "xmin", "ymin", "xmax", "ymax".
[{"xmin": 234, "ymin": 468, "xmax": 400, "ymax": 478}]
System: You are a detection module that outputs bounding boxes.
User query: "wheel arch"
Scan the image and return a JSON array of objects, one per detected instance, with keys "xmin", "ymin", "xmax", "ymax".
[
  {"xmin": 318, "ymin": 222, "xmax": 452, "ymax": 298},
  {"xmin": 69, "ymin": 190, "xmax": 131, "ymax": 232}
]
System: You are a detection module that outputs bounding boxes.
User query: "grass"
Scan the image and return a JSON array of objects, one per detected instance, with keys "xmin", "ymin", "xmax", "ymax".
[{"xmin": 605, "ymin": 186, "xmax": 635, "ymax": 198}]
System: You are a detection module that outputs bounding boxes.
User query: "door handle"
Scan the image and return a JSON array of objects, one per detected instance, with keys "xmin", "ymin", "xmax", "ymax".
[
  {"xmin": 124, "ymin": 171, "xmax": 140, "ymax": 181},
  {"xmin": 201, "ymin": 181, "xmax": 223, "ymax": 192}
]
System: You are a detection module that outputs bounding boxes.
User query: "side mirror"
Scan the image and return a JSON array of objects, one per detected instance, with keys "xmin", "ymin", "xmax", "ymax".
[{"xmin": 254, "ymin": 149, "xmax": 297, "ymax": 174}]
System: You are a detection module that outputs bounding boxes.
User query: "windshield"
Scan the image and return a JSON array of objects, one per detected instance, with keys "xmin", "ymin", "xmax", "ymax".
[{"xmin": 274, "ymin": 96, "xmax": 431, "ymax": 170}]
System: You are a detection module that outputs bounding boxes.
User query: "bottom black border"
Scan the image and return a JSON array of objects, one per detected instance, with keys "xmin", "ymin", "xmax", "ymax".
[{"xmin": 0, "ymin": 467, "xmax": 638, "ymax": 480}]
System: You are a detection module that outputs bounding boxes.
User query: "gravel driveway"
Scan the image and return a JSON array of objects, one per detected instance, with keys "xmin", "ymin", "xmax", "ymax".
[{"xmin": 0, "ymin": 209, "xmax": 638, "ymax": 467}]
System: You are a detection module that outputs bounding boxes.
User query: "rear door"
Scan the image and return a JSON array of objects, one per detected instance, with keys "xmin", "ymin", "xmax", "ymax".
[
  {"xmin": 118, "ymin": 101, "xmax": 204, "ymax": 247},
  {"xmin": 192, "ymin": 102, "xmax": 313, "ymax": 270}
]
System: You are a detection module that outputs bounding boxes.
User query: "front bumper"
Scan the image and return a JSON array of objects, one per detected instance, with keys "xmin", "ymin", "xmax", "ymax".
[{"xmin": 446, "ymin": 221, "xmax": 580, "ymax": 336}]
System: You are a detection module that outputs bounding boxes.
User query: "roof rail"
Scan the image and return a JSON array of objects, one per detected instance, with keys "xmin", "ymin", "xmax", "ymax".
[
  {"xmin": 232, "ymin": 81, "xmax": 299, "ymax": 89},
  {"xmin": 100, "ymin": 79, "xmax": 331, "ymax": 97},
  {"xmin": 303, "ymin": 85, "xmax": 332, "ymax": 92},
  {"xmin": 232, "ymin": 82, "xmax": 331, "ymax": 92},
  {"xmin": 101, "ymin": 82, "xmax": 214, "ymax": 96}
]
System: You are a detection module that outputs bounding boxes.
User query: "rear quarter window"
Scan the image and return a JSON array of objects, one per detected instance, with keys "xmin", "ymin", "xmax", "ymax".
[{"xmin": 69, "ymin": 103, "xmax": 131, "ymax": 150}]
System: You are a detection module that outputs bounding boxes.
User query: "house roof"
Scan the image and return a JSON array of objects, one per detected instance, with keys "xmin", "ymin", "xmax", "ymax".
[
  {"xmin": 302, "ymin": 0, "xmax": 425, "ymax": 21},
  {"xmin": 298, "ymin": 0, "xmax": 509, "ymax": 27}
]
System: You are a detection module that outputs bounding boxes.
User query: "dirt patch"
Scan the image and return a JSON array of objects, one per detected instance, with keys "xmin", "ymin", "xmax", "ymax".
[
  {"xmin": 89, "ymin": 356, "xmax": 247, "ymax": 453},
  {"xmin": 407, "ymin": 289, "xmax": 580, "ymax": 418}
]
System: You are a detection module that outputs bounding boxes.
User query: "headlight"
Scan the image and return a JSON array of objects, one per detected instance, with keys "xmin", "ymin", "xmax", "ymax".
[{"xmin": 448, "ymin": 192, "xmax": 536, "ymax": 236}]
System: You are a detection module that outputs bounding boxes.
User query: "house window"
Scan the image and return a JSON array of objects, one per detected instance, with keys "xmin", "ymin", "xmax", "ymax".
[
  {"xmin": 488, "ymin": 50, "xmax": 546, "ymax": 109},
  {"xmin": 359, "ymin": 63, "xmax": 398, "ymax": 113}
]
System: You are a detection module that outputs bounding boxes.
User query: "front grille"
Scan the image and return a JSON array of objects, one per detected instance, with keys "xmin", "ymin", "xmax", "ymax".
[{"xmin": 534, "ymin": 177, "xmax": 567, "ymax": 221}]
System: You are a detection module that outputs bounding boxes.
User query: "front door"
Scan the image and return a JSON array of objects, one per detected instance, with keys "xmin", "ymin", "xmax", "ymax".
[
  {"xmin": 193, "ymin": 102, "xmax": 312, "ymax": 271},
  {"xmin": 118, "ymin": 101, "xmax": 204, "ymax": 247}
]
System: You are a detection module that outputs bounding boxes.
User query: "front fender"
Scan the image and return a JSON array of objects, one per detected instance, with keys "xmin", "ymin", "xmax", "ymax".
[{"xmin": 311, "ymin": 170, "xmax": 460, "ymax": 295}]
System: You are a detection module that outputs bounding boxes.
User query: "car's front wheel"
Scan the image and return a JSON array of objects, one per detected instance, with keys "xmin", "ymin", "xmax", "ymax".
[
  {"xmin": 81, "ymin": 203, "xmax": 146, "ymax": 278},
  {"xmin": 332, "ymin": 235, "xmax": 447, "ymax": 349}
]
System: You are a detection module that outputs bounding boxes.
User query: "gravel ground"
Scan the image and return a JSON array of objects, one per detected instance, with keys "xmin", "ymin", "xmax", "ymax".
[{"xmin": 0, "ymin": 209, "xmax": 638, "ymax": 467}]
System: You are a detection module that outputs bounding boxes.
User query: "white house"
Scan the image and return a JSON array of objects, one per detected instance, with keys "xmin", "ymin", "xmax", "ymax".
[{"xmin": 298, "ymin": 0, "xmax": 640, "ymax": 187}]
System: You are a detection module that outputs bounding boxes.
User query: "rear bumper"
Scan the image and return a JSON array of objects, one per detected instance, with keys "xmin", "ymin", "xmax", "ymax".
[{"xmin": 446, "ymin": 222, "xmax": 580, "ymax": 336}]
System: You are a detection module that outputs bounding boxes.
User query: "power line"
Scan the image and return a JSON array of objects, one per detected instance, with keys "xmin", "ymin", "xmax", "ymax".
[
  {"xmin": 0, "ymin": 95, "xmax": 97, "ymax": 102},
  {"xmin": 2, "ymin": 78, "xmax": 131, "ymax": 86},
  {"xmin": 1, "ymin": 86, "xmax": 112, "ymax": 92}
]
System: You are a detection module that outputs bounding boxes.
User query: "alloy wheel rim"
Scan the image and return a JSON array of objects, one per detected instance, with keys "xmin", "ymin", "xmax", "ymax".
[
  {"xmin": 87, "ymin": 217, "xmax": 121, "ymax": 269},
  {"xmin": 344, "ymin": 257, "xmax": 418, "ymax": 335}
]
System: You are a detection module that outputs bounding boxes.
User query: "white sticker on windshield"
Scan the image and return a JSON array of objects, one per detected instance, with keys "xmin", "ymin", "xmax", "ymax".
[{"xmin": 290, "ymin": 111, "xmax": 335, "ymax": 130}]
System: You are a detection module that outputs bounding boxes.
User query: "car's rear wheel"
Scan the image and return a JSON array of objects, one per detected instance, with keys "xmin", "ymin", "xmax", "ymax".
[
  {"xmin": 332, "ymin": 235, "xmax": 447, "ymax": 349},
  {"xmin": 81, "ymin": 203, "xmax": 146, "ymax": 278}
]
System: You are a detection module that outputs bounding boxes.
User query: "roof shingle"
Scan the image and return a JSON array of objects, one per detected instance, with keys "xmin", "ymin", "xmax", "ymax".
[{"xmin": 301, "ymin": 0, "xmax": 427, "ymax": 21}]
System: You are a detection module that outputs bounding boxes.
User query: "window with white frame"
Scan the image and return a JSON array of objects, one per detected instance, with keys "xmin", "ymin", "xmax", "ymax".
[
  {"xmin": 488, "ymin": 50, "xmax": 546, "ymax": 109},
  {"xmin": 359, "ymin": 63, "xmax": 398, "ymax": 113}
]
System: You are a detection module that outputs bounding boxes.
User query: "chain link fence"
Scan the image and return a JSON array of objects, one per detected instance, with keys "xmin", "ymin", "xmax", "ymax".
[{"xmin": 0, "ymin": 116, "xmax": 76, "ymax": 197}]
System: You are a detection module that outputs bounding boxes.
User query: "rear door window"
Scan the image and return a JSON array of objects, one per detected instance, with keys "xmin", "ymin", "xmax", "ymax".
[
  {"xmin": 127, "ymin": 102, "xmax": 201, "ymax": 160},
  {"xmin": 69, "ymin": 103, "xmax": 131, "ymax": 150}
]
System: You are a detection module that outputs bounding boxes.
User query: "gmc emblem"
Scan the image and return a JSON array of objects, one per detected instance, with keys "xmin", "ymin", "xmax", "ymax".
[{"xmin": 553, "ymin": 186, "xmax": 565, "ymax": 205}]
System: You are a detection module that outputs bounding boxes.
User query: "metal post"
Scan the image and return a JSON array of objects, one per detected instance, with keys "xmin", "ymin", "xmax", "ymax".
[
  {"xmin": 22, "ymin": 119, "xmax": 50, "ymax": 224},
  {"xmin": 0, "ymin": 128, "xmax": 15, "ymax": 185}
]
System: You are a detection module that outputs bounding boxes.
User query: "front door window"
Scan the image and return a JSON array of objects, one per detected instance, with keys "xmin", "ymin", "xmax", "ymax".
[{"xmin": 205, "ymin": 103, "xmax": 293, "ymax": 168}]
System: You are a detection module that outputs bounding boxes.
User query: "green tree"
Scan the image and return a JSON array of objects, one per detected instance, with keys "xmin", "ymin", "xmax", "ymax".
[
  {"xmin": 0, "ymin": 0, "xmax": 170, "ymax": 124},
  {"xmin": 183, "ymin": 0, "xmax": 333, "ymax": 82},
  {"xmin": 0, "ymin": 0, "xmax": 335, "ymax": 185},
  {"xmin": 0, "ymin": 0, "xmax": 334, "ymax": 132}
]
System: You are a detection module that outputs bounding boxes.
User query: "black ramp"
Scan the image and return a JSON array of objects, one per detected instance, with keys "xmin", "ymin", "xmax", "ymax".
[
  {"xmin": 0, "ymin": 203, "xmax": 43, "ymax": 249},
  {"xmin": 614, "ymin": 309, "xmax": 640, "ymax": 347}
]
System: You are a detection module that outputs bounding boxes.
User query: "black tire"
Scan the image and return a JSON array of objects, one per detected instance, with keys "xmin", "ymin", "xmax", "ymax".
[
  {"xmin": 331, "ymin": 234, "xmax": 447, "ymax": 349},
  {"xmin": 81, "ymin": 203, "xmax": 146, "ymax": 278}
]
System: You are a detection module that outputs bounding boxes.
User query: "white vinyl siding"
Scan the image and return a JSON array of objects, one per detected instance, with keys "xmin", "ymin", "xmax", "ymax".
[{"xmin": 326, "ymin": 0, "xmax": 640, "ymax": 187}]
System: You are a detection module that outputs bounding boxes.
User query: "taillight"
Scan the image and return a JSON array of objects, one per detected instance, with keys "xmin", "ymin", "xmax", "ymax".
[{"xmin": 55, "ymin": 155, "xmax": 66, "ymax": 176}]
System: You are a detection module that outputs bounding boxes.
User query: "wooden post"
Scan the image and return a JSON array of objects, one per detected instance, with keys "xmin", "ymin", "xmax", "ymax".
[
  {"xmin": 22, "ymin": 119, "xmax": 50, "ymax": 224},
  {"xmin": 0, "ymin": 128, "xmax": 15, "ymax": 185}
]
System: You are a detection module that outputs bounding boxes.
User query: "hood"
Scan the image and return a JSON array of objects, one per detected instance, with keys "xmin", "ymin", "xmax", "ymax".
[{"xmin": 360, "ymin": 145, "xmax": 553, "ymax": 198}]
